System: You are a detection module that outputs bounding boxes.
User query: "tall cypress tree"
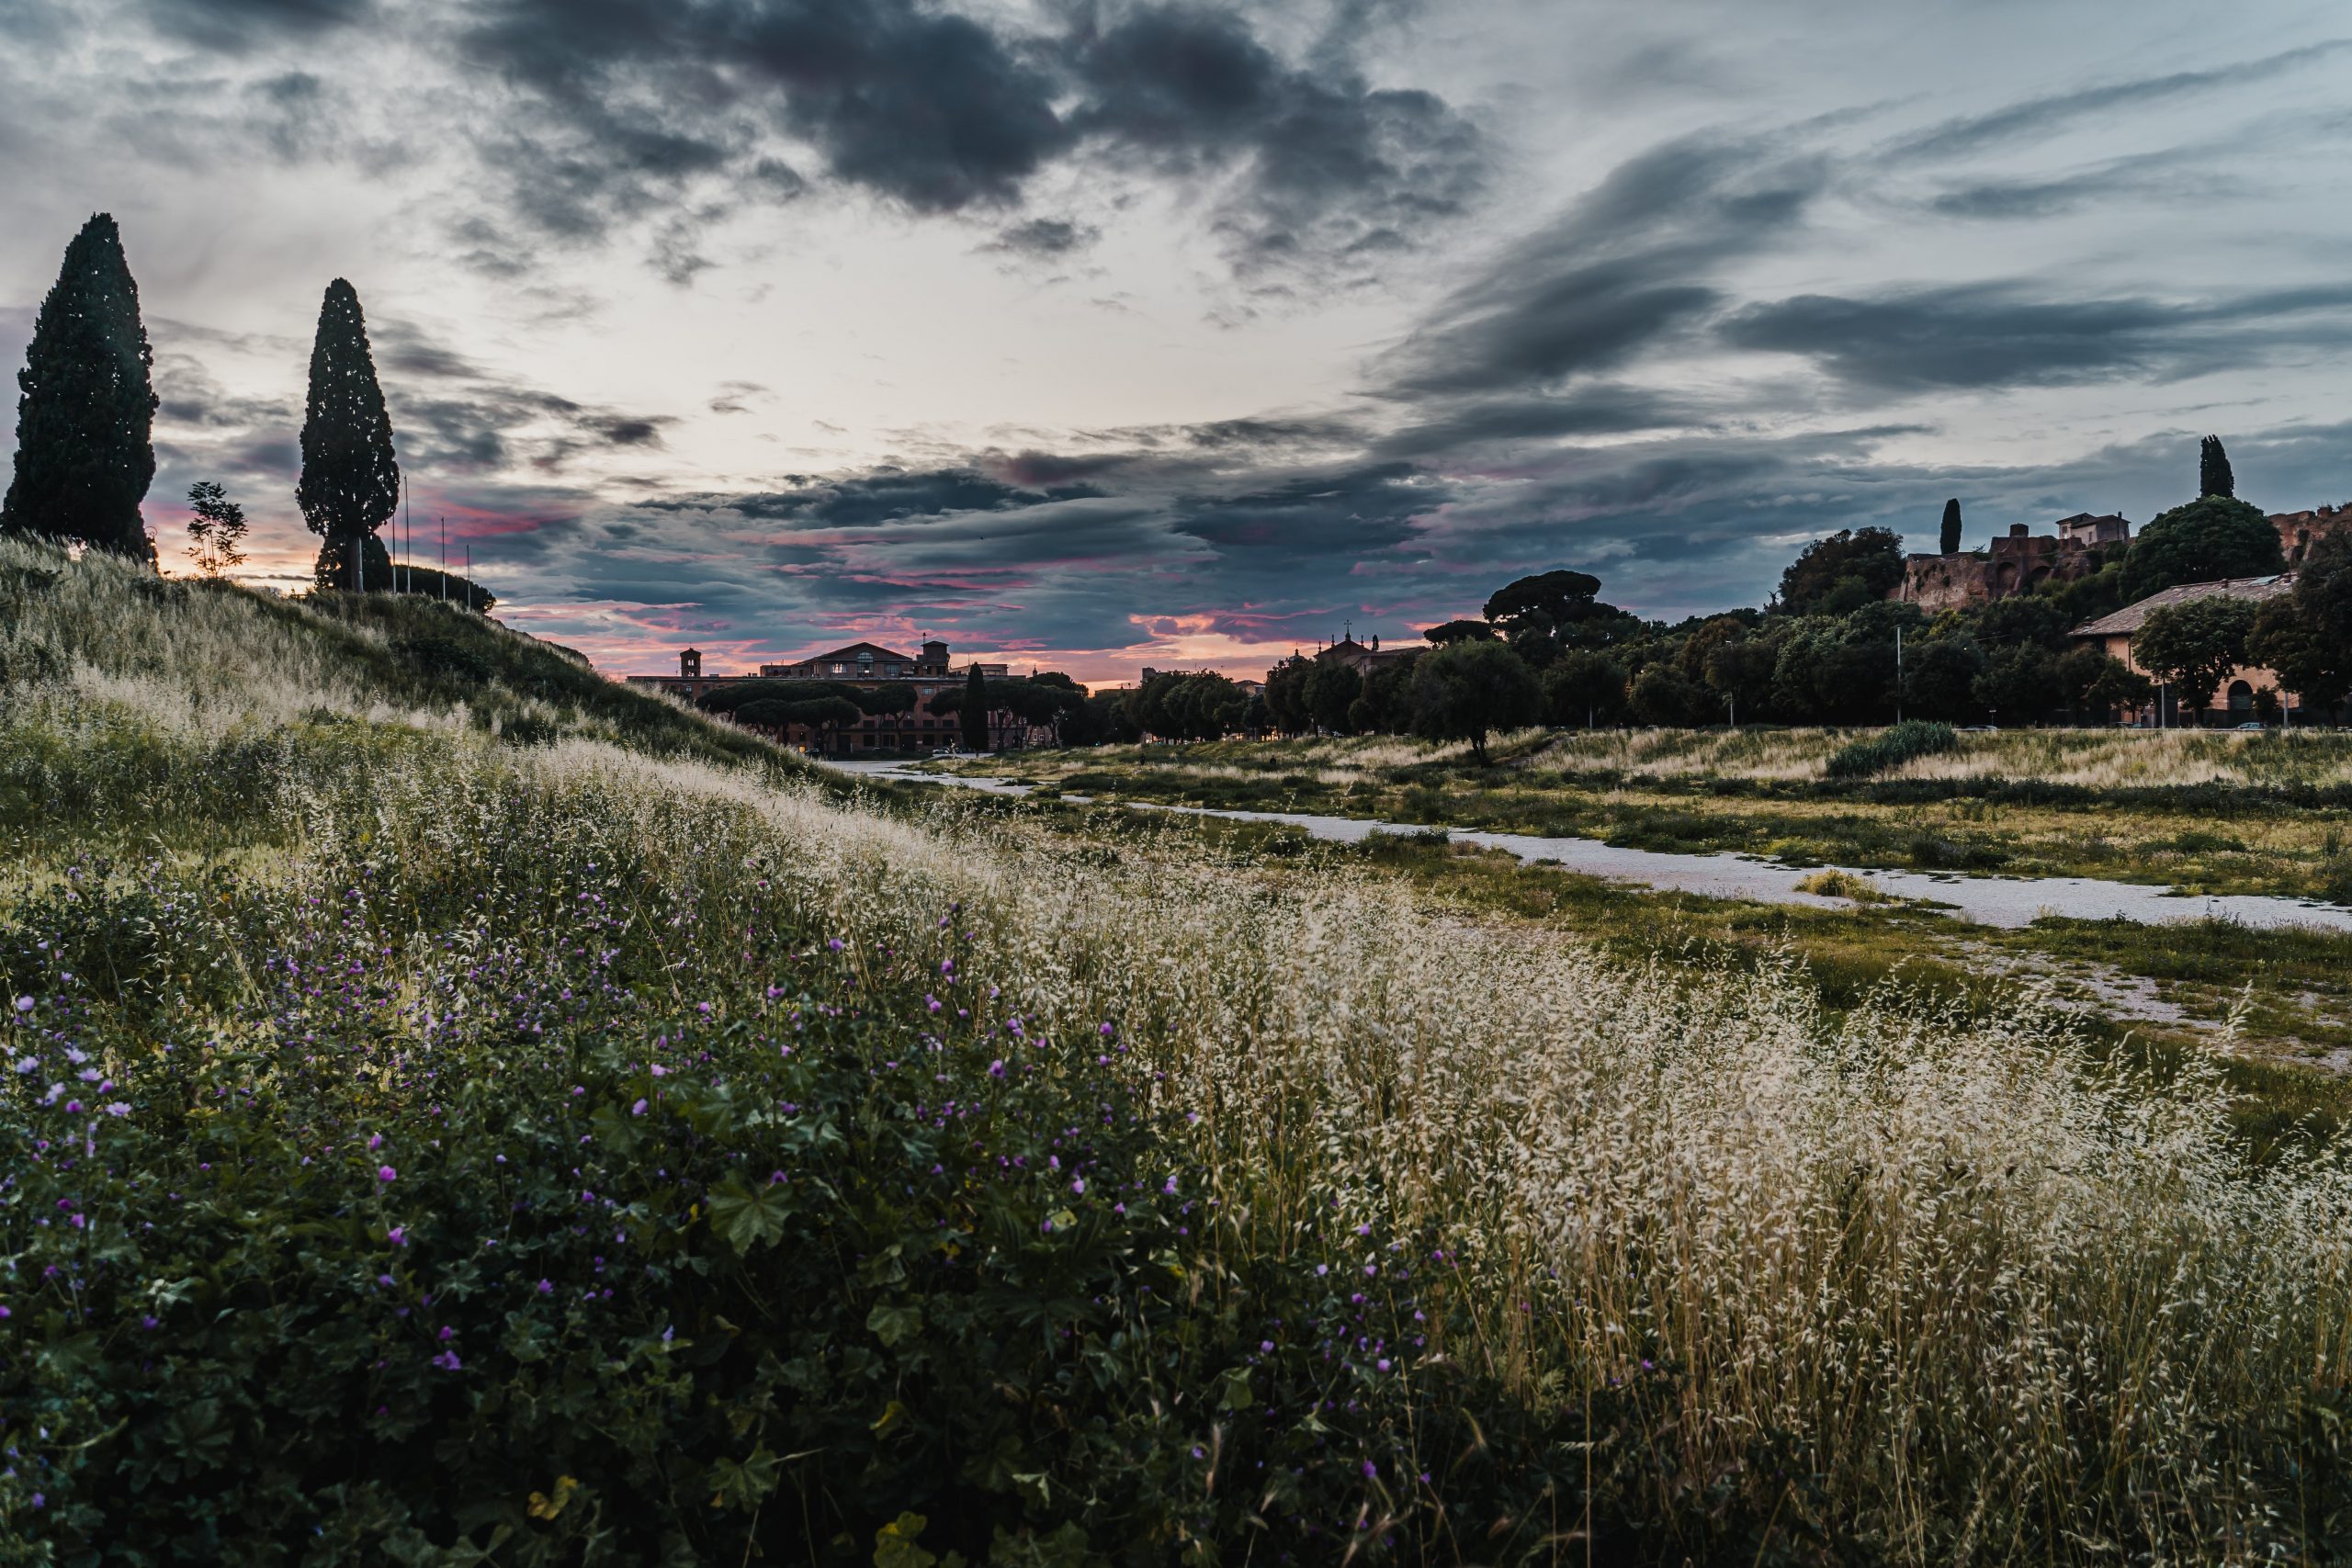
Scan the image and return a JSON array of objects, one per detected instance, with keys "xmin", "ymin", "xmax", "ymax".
[
  {"xmin": 298, "ymin": 278, "xmax": 401, "ymax": 591},
  {"xmin": 2199, "ymin": 434, "xmax": 2234, "ymax": 500},
  {"xmin": 1939, "ymin": 498, "xmax": 1962, "ymax": 556},
  {"xmin": 960, "ymin": 665, "xmax": 989, "ymax": 752},
  {"xmin": 1, "ymin": 214, "xmax": 158, "ymax": 561}
]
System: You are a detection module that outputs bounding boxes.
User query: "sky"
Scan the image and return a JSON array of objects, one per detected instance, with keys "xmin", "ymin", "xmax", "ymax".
[{"xmin": 4, "ymin": 0, "xmax": 2352, "ymax": 682}]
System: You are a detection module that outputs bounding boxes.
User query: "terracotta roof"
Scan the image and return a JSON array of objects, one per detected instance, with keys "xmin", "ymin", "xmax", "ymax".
[
  {"xmin": 2071, "ymin": 575, "xmax": 2291, "ymax": 637},
  {"xmin": 786, "ymin": 641, "xmax": 919, "ymax": 664}
]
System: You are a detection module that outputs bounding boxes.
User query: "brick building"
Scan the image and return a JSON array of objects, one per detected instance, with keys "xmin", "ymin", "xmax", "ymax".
[
  {"xmin": 2070, "ymin": 577, "xmax": 2303, "ymax": 726},
  {"xmin": 628, "ymin": 640, "xmax": 1023, "ymax": 752},
  {"xmin": 1893, "ymin": 513, "xmax": 2132, "ymax": 613},
  {"xmin": 2270, "ymin": 502, "xmax": 2352, "ymax": 566}
]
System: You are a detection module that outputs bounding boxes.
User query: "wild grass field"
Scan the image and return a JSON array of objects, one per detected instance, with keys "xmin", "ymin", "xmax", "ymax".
[
  {"xmin": 946, "ymin": 727, "xmax": 2352, "ymax": 904},
  {"xmin": 4, "ymin": 537, "xmax": 2350, "ymax": 1563}
]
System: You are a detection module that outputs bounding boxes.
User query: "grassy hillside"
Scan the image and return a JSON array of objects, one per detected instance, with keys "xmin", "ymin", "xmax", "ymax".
[
  {"xmin": 0, "ymin": 540, "xmax": 785, "ymax": 860},
  {"xmin": 3, "ymin": 538, "xmax": 2349, "ymax": 1563}
]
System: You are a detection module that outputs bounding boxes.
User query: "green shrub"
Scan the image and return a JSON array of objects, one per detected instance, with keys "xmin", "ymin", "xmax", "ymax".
[{"xmin": 1825, "ymin": 719, "xmax": 1960, "ymax": 781}]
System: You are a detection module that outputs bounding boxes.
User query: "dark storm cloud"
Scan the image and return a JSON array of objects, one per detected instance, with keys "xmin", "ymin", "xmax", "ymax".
[
  {"xmin": 1169, "ymin": 461, "xmax": 1445, "ymax": 564},
  {"xmin": 727, "ymin": 0, "xmax": 1069, "ymax": 213},
  {"xmin": 985, "ymin": 217, "xmax": 1099, "ymax": 259},
  {"xmin": 702, "ymin": 466, "xmax": 1104, "ymax": 528},
  {"xmin": 1063, "ymin": 4, "xmax": 1486, "ymax": 275},
  {"xmin": 152, "ymin": 354, "xmax": 297, "ymax": 432},
  {"xmin": 440, "ymin": 0, "xmax": 1484, "ymax": 276},
  {"xmin": 1887, "ymin": 40, "xmax": 2352, "ymax": 164},
  {"xmin": 1921, "ymin": 121, "xmax": 2303, "ymax": 220},
  {"xmin": 498, "ymin": 442, "xmax": 1458, "ymax": 657},
  {"xmin": 526, "ymin": 484, "xmax": 1192, "ymax": 653},
  {"xmin": 1375, "ymin": 137, "xmax": 1826, "ymax": 397},
  {"xmin": 1929, "ymin": 167, "xmax": 2161, "ymax": 220},
  {"xmin": 353, "ymin": 319, "xmax": 678, "ymax": 473},
  {"xmin": 1176, "ymin": 415, "xmax": 1364, "ymax": 452},
  {"xmin": 141, "ymin": 0, "xmax": 371, "ymax": 51},
  {"xmin": 368, "ymin": 320, "xmax": 487, "ymax": 381},
  {"xmin": 982, "ymin": 450, "xmax": 1135, "ymax": 488},
  {"xmin": 1721, "ymin": 282, "xmax": 2352, "ymax": 392}
]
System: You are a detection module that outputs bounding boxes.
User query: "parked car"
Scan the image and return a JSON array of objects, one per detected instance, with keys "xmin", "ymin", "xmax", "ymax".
[{"xmin": 2233, "ymin": 721, "xmax": 2266, "ymax": 731}]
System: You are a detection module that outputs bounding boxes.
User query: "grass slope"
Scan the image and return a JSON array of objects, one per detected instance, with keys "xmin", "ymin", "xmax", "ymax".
[{"xmin": 3, "ymin": 541, "xmax": 2349, "ymax": 1564}]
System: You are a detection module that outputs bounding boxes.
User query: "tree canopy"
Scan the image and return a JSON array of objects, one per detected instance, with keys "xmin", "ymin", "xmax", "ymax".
[
  {"xmin": 2133, "ymin": 595, "xmax": 2258, "ymax": 713},
  {"xmin": 1303, "ymin": 661, "xmax": 1361, "ymax": 733},
  {"xmin": 1262, "ymin": 659, "xmax": 1311, "ymax": 734},
  {"xmin": 2122, "ymin": 497, "xmax": 2282, "ymax": 599},
  {"xmin": 1939, "ymin": 498, "xmax": 1962, "ymax": 556},
  {"xmin": 1479, "ymin": 569, "xmax": 1639, "ymax": 666},
  {"xmin": 1774, "ymin": 527, "xmax": 1904, "ymax": 616},
  {"xmin": 1543, "ymin": 650, "xmax": 1627, "ymax": 728},
  {"xmin": 1408, "ymin": 638, "xmax": 1540, "ymax": 762},
  {"xmin": 695, "ymin": 679, "xmax": 858, "ymax": 716},
  {"xmin": 1421, "ymin": 619, "xmax": 1495, "ymax": 646},
  {"xmin": 299, "ymin": 278, "xmax": 401, "ymax": 590},
  {"xmin": 185, "ymin": 480, "xmax": 247, "ymax": 577},
  {"xmin": 2249, "ymin": 529, "xmax": 2352, "ymax": 715},
  {"xmin": 1125, "ymin": 671, "xmax": 1245, "ymax": 740},
  {"xmin": 2, "ymin": 213, "xmax": 157, "ymax": 560},
  {"xmin": 736, "ymin": 695, "xmax": 861, "ymax": 735}
]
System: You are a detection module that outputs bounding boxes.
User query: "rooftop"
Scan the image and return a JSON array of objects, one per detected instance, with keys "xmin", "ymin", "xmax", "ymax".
[
  {"xmin": 776, "ymin": 641, "xmax": 923, "ymax": 665},
  {"xmin": 2071, "ymin": 575, "xmax": 2292, "ymax": 637}
]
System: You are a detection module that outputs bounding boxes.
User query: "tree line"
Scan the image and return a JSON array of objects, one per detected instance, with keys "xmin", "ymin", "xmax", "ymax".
[
  {"xmin": 2, "ymin": 213, "xmax": 490, "ymax": 606},
  {"xmin": 695, "ymin": 668, "xmax": 1095, "ymax": 750},
  {"xmin": 1142, "ymin": 435, "xmax": 2350, "ymax": 750}
]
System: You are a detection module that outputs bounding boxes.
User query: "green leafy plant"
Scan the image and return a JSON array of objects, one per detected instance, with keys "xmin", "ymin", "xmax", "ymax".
[{"xmin": 1826, "ymin": 719, "xmax": 1960, "ymax": 780}]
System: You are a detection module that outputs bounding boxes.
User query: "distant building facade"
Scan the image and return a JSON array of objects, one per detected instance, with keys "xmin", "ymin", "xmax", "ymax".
[
  {"xmin": 1893, "ymin": 513, "xmax": 2133, "ymax": 614},
  {"xmin": 2270, "ymin": 502, "xmax": 2352, "ymax": 566},
  {"xmin": 2070, "ymin": 576, "xmax": 2303, "ymax": 726},
  {"xmin": 627, "ymin": 640, "xmax": 1025, "ymax": 752},
  {"xmin": 1312, "ymin": 634, "xmax": 1416, "ymax": 679},
  {"xmin": 1894, "ymin": 502, "xmax": 2350, "ymax": 616}
]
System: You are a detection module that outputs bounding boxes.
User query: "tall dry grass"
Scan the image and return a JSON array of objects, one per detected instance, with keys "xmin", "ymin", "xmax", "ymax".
[
  {"xmin": 308, "ymin": 734, "xmax": 2351, "ymax": 1560},
  {"xmin": 6, "ymin": 535, "xmax": 2348, "ymax": 1559},
  {"xmin": 1532, "ymin": 724, "xmax": 2352, "ymax": 789}
]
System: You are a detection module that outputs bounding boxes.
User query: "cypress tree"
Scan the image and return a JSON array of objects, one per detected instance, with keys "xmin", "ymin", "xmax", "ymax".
[
  {"xmin": 298, "ymin": 278, "xmax": 401, "ymax": 591},
  {"xmin": 960, "ymin": 665, "xmax": 989, "ymax": 752},
  {"xmin": 2199, "ymin": 434, "xmax": 2233, "ymax": 500},
  {"xmin": 1, "ymin": 213, "xmax": 158, "ymax": 561},
  {"xmin": 1939, "ymin": 498, "xmax": 1962, "ymax": 556}
]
